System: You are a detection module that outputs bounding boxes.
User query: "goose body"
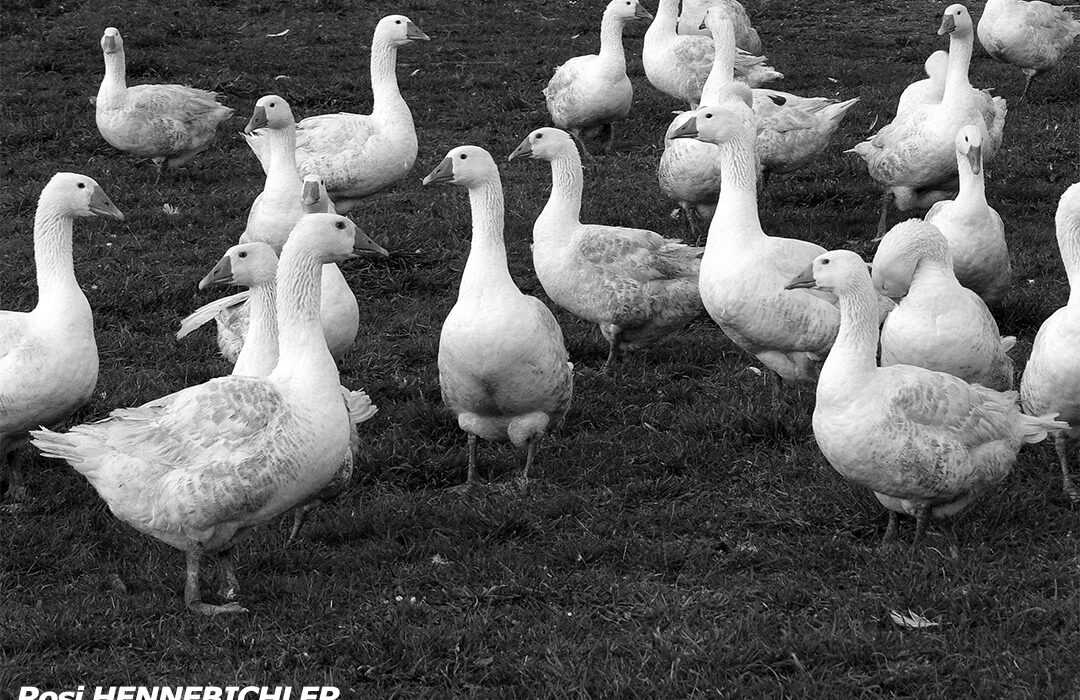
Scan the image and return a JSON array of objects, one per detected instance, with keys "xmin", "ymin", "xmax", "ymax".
[
  {"xmin": 924, "ymin": 124, "xmax": 1010, "ymax": 306},
  {"xmin": 31, "ymin": 214, "xmax": 359, "ymax": 614},
  {"xmin": 424, "ymin": 146, "xmax": 573, "ymax": 487},
  {"xmin": 510, "ymin": 127, "xmax": 703, "ymax": 367},
  {"xmin": 787, "ymin": 250, "xmax": 1065, "ymax": 544},
  {"xmin": 873, "ymin": 220, "xmax": 1014, "ymax": 392},
  {"xmin": 977, "ymin": 0, "xmax": 1080, "ymax": 98},
  {"xmin": 1, "ymin": 174, "xmax": 123, "ymax": 502},
  {"xmin": 895, "ymin": 50, "xmax": 949, "ymax": 116},
  {"xmin": 1020, "ymin": 183, "xmax": 1080, "ymax": 500},
  {"xmin": 95, "ymin": 28, "xmax": 233, "ymax": 173},
  {"xmin": 543, "ymin": 0, "xmax": 652, "ymax": 154},
  {"xmin": 677, "ymin": 0, "xmax": 762, "ymax": 53}
]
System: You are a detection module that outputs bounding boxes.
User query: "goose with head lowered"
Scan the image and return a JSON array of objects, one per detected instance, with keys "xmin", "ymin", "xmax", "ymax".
[
  {"xmin": 1, "ymin": 173, "xmax": 123, "ymax": 503},
  {"xmin": 977, "ymin": 0, "xmax": 1080, "ymax": 100},
  {"xmin": 895, "ymin": 50, "xmax": 949, "ymax": 117},
  {"xmin": 510, "ymin": 127, "xmax": 704, "ymax": 369},
  {"xmin": 424, "ymin": 146, "xmax": 573, "ymax": 490},
  {"xmin": 32, "ymin": 214, "xmax": 364, "ymax": 615},
  {"xmin": 786, "ymin": 251, "xmax": 1065, "ymax": 545}
]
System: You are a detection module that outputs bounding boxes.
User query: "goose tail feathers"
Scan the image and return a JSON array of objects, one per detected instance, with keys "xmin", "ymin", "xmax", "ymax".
[{"xmin": 176, "ymin": 291, "xmax": 252, "ymax": 340}]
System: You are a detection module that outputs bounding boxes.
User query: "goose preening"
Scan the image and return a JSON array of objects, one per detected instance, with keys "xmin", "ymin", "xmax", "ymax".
[
  {"xmin": 509, "ymin": 127, "xmax": 704, "ymax": 369},
  {"xmin": 643, "ymin": 0, "xmax": 781, "ymax": 109},
  {"xmin": 32, "ymin": 214, "xmax": 362, "ymax": 615},
  {"xmin": 873, "ymin": 219, "xmax": 1015, "ymax": 392},
  {"xmin": 786, "ymin": 250, "xmax": 1065, "ymax": 545},
  {"xmin": 677, "ymin": 0, "xmax": 762, "ymax": 54},
  {"xmin": 849, "ymin": 4, "xmax": 1007, "ymax": 235},
  {"xmin": 423, "ymin": 146, "xmax": 573, "ymax": 489},
  {"xmin": 1021, "ymin": 183, "xmax": 1080, "ymax": 501},
  {"xmin": 194, "ymin": 242, "xmax": 379, "ymax": 543},
  {"xmin": 977, "ymin": 0, "xmax": 1080, "ymax": 100},
  {"xmin": 895, "ymin": 50, "xmax": 949, "ymax": 116},
  {"xmin": 543, "ymin": 0, "xmax": 653, "ymax": 154},
  {"xmin": 95, "ymin": 27, "xmax": 233, "ymax": 176},
  {"xmin": 1, "ymin": 173, "xmax": 123, "ymax": 503},
  {"xmin": 923, "ymin": 124, "xmax": 1010, "ymax": 306},
  {"xmin": 246, "ymin": 15, "xmax": 429, "ymax": 212}
]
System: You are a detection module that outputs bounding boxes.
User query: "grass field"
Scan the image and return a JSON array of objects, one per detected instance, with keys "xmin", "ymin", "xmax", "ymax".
[{"xmin": 1, "ymin": 0, "xmax": 1078, "ymax": 696}]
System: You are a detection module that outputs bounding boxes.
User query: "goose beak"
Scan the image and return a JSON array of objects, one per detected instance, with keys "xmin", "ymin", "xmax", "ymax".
[
  {"xmin": 966, "ymin": 144, "xmax": 982, "ymax": 176},
  {"xmin": 244, "ymin": 106, "xmax": 268, "ymax": 135},
  {"xmin": 938, "ymin": 14, "xmax": 956, "ymax": 35},
  {"xmin": 507, "ymin": 137, "xmax": 533, "ymax": 161},
  {"xmin": 635, "ymin": 3, "xmax": 654, "ymax": 21},
  {"xmin": 101, "ymin": 32, "xmax": 118, "ymax": 53},
  {"xmin": 422, "ymin": 157, "xmax": 454, "ymax": 186},
  {"xmin": 668, "ymin": 116, "xmax": 699, "ymax": 140},
  {"xmin": 785, "ymin": 264, "xmax": 817, "ymax": 290},
  {"xmin": 301, "ymin": 180, "xmax": 322, "ymax": 207},
  {"xmin": 199, "ymin": 255, "xmax": 233, "ymax": 290},
  {"xmin": 406, "ymin": 21, "xmax": 430, "ymax": 41},
  {"xmin": 352, "ymin": 226, "xmax": 390, "ymax": 259},
  {"xmin": 89, "ymin": 186, "xmax": 124, "ymax": 221}
]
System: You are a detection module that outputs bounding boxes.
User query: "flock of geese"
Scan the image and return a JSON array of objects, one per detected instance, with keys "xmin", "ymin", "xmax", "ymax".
[{"xmin": 1, "ymin": 0, "xmax": 1078, "ymax": 615}]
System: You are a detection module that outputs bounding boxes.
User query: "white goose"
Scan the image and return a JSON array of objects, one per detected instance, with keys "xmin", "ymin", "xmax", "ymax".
[
  {"xmin": 423, "ymin": 146, "xmax": 573, "ymax": 488},
  {"xmin": 850, "ymin": 4, "xmax": 1007, "ymax": 234},
  {"xmin": 509, "ymin": 127, "xmax": 704, "ymax": 368},
  {"xmin": 677, "ymin": 0, "xmax": 762, "ymax": 53},
  {"xmin": 95, "ymin": 28, "xmax": 233, "ymax": 175},
  {"xmin": 32, "ymin": 214, "xmax": 360, "ymax": 615},
  {"xmin": 1021, "ymin": 183, "xmax": 1080, "ymax": 501},
  {"xmin": 268, "ymin": 15, "xmax": 429, "ymax": 213},
  {"xmin": 873, "ymin": 219, "xmax": 1015, "ymax": 392},
  {"xmin": 786, "ymin": 250, "xmax": 1065, "ymax": 545},
  {"xmin": 924, "ymin": 124, "xmax": 1010, "ymax": 306},
  {"xmin": 978, "ymin": 0, "xmax": 1080, "ymax": 100},
  {"xmin": 895, "ymin": 50, "xmax": 949, "ymax": 116},
  {"xmin": 643, "ymin": 0, "xmax": 781, "ymax": 108},
  {"xmin": 194, "ymin": 243, "xmax": 379, "ymax": 542},
  {"xmin": 543, "ymin": 0, "xmax": 653, "ymax": 154},
  {"xmin": 1, "ymin": 173, "xmax": 123, "ymax": 502}
]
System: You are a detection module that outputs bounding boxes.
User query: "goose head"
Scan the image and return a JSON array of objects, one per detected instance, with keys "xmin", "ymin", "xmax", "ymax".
[
  {"xmin": 939, "ymin": 4, "xmax": 973, "ymax": 37},
  {"xmin": 301, "ymin": 177, "xmax": 334, "ymax": 214},
  {"xmin": 41, "ymin": 173, "xmax": 124, "ymax": 221},
  {"xmin": 870, "ymin": 220, "xmax": 952, "ymax": 300},
  {"xmin": 924, "ymin": 49, "xmax": 949, "ymax": 82},
  {"xmin": 284, "ymin": 213, "xmax": 366, "ymax": 264},
  {"xmin": 667, "ymin": 93, "xmax": 754, "ymax": 144},
  {"xmin": 507, "ymin": 127, "xmax": 576, "ymax": 162},
  {"xmin": 375, "ymin": 14, "xmax": 430, "ymax": 47},
  {"xmin": 785, "ymin": 250, "xmax": 871, "ymax": 295},
  {"xmin": 200, "ymin": 242, "xmax": 278, "ymax": 290},
  {"xmin": 100, "ymin": 27, "xmax": 124, "ymax": 55},
  {"xmin": 954, "ymin": 124, "xmax": 984, "ymax": 176},
  {"xmin": 699, "ymin": 5, "xmax": 735, "ymax": 38},
  {"xmin": 422, "ymin": 145, "xmax": 499, "ymax": 189},
  {"xmin": 606, "ymin": 0, "xmax": 654, "ymax": 22},
  {"xmin": 244, "ymin": 95, "xmax": 295, "ymax": 135}
]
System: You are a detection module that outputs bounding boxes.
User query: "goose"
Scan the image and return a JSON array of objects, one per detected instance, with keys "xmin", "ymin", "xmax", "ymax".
[
  {"xmin": 1, "ymin": 173, "xmax": 123, "ymax": 503},
  {"xmin": 249, "ymin": 15, "xmax": 429, "ymax": 213},
  {"xmin": 873, "ymin": 219, "xmax": 1015, "ymax": 392},
  {"xmin": 895, "ymin": 50, "xmax": 949, "ymax": 116},
  {"xmin": 422, "ymin": 146, "xmax": 573, "ymax": 489},
  {"xmin": 977, "ymin": 0, "xmax": 1080, "ymax": 100},
  {"xmin": 849, "ymin": 4, "xmax": 1007, "ymax": 234},
  {"xmin": 786, "ymin": 250, "xmax": 1065, "ymax": 545},
  {"xmin": 509, "ymin": 127, "xmax": 704, "ymax": 369},
  {"xmin": 923, "ymin": 124, "xmax": 1010, "ymax": 306},
  {"xmin": 194, "ymin": 243, "xmax": 379, "ymax": 542},
  {"xmin": 1021, "ymin": 183, "xmax": 1080, "ymax": 501},
  {"xmin": 31, "ymin": 214, "xmax": 362, "ymax": 615},
  {"xmin": 543, "ymin": 0, "xmax": 653, "ymax": 154},
  {"xmin": 677, "ymin": 0, "xmax": 762, "ymax": 54},
  {"xmin": 95, "ymin": 27, "xmax": 233, "ymax": 176},
  {"xmin": 643, "ymin": 0, "xmax": 782, "ymax": 108}
]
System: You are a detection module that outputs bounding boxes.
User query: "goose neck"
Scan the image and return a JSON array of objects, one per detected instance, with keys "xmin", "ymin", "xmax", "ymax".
[
  {"xmin": 598, "ymin": 12, "xmax": 628, "ymax": 66},
  {"xmin": 942, "ymin": 31, "xmax": 973, "ymax": 102},
  {"xmin": 369, "ymin": 40, "xmax": 404, "ymax": 117},
  {"xmin": 234, "ymin": 284, "xmax": 279, "ymax": 377},
  {"xmin": 271, "ymin": 246, "xmax": 337, "ymax": 387},
  {"xmin": 955, "ymin": 154, "xmax": 985, "ymax": 203},
  {"xmin": 823, "ymin": 277, "xmax": 881, "ymax": 381},
  {"xmin": 459, "ymin": 180, "xmax": 516, "ymax": 298},
  {"xmin": 710, "ymin": 135, "xmax": 764, "ymax": 246},
  {"xmin": 263, "ymin": 126, "xmax": 301, "ymax": 195},
  {"xmin": 33, "ymin": 207, "xmax": 79, "ymax": 300},
  {"xmin": 701, "ymin": 25, "xmax": 736, "ymax": 103},
  {"xmin": 536, "ymin": 151, "xmax": 584, "ymax": 241},
  {"xmin": 1060, "ymin": 219, "xmax": 1080, "ymax": 304},
  {"xmin": 909, "ymin": 255, "xmax": 957, "ymax": 292}
]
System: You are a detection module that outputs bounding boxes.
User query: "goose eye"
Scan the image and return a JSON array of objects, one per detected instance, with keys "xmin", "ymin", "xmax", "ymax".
[
  {"xmin": 238, "ymin": 251, "xmax": 247, "ymax": 258},
  {"xmin": 459, "ymin": 154, "xmax": 467, "ymax": 160},
  {"xmin": 704, "ymin": 113, "xmax": 713, "ymax": 118},
  {"xmin": 536, "ymin": 133, "xmax": 543, "ymax": 139},
  {"xmin": 821, "ymin": 258, "xmax": 830, "ymax": 265},
  {"xmin": 395, "ymin": 19, "xmax": 401, "ymax": 24},
  {"xmin": 77, "ymin": 182, "xmax": 86, "ymax": 189},
  {"xmin": 335, "ymin": 221, "xmax": 345, "ymax": 230}
]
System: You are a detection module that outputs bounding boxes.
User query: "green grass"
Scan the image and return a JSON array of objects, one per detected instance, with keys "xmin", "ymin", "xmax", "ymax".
[{"xmin": 1, "ymin": 0, "xmax": 1078, "ymax": 696}]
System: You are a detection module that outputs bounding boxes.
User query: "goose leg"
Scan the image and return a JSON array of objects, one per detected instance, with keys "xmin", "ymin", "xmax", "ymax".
[
  {"xmin": 882, "ymin": 511, "xmax": 900, "ymax": 544},
  {"xmin": 5, "ymin": 448, "xmax": 27, "ymax": 503},
  {"xmin": 568, "ymin": 129, "xmax": 594, "ymax": 162},
  {"xmin": 1019, "ymin": 71, "xmax": 1035, "ymax": 102},
  {"xmin": 597, "ymin": 123, "xmax": 615, "ymax": 154},
  {"xmin": 185, "ymin": 544, "xmax": 247, "ymax": 615},
  {"xmin": 286, "ymin": 502, "xmax": 318, "ymax": 545},
  {"xmin": 1056, "ymin": 433, "xmax": 1079, "ymax": 502},
  {"xmin": 519, "ymin": 437, "xmax": 539, "ymax": 484},
  {"xmin": 218, "ymin": 547, "xmax": 241, "ymax": 602},
  {"xmin": 602, "ymin": 328, "xmax": 623, "ymax": 373},
  {"xmin": 876, "ymin": 191, "xmax": 893, "ymax": 238},
  {"xmin": 911, "ymin": 505, "xmax": 931, "ymax": 547}
]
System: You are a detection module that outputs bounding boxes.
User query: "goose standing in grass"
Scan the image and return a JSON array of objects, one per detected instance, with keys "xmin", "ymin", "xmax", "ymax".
[
  {"xmin": 895, "ymin": 50, "xmax": 949, "ymax": 116},
  {"xmin": 32, "ymin": 214, "xmax": 361, "ymax": 615},
  {"xmin": 95, "ymin": 27, "xmax": 233, "ymax": 177},
  {"xmin": 850, "ymin": 4, "xmax": 1007, "ymax": 235},
  {"xmin": 194, "ymin": 243, "xmax": 379, "ymax": 543},
  {"xmin": 786, "ymin": 251, "xmax": 1065, "ymax": 545},
  {"xmin": 923, "ymin": 124, "xmax": 1010, "ymax": 306},
  {"xmin": 677, "ymin": 0, "xmax": 762, "ymax": 53},
  {"xmin": 0, "ymin": 173, "xmax": 123, "ymax": 503},
  {"xmin": 1021, "ymin": 183, "xmax": 1080, "ymax": 501},
  {"xmin": 543, "ymin": 0, "xmax": 653, "ymax": 154},
  {"xmin": 509, "ymin": 127, "xmax": 704, "ymax": 369},
  {"xmin": 423, "ymin": 146, "xmax": 573, "ymax": 489},
  {"xmin": 643, "ymin": 0, "xmax": 781, "ymax": 108},
  {"xmin": 977, "ymin": 0, "xmax": 1080, "ymax": 100},
  {"xmin": 873, "ymin": 220, "xmax": 1015, "ymax": 392}
]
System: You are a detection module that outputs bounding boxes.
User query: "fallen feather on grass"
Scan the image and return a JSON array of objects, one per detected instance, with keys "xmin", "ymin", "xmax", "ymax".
[{"xmin": 890, "ymin": 609, "xmax": 941, "ymax": 629}]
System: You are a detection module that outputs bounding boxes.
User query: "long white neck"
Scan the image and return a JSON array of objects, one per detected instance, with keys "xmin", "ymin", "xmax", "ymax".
[
  {"xmin": 233, "ymin": 284, "xmax": 279, "ymax": 377},
  {"xmin": 270, "ymin": 246, "xmax": 338, "ymax": 390},
  {"xmin": 942, "ymin": 29, "xmax": 974, "ymax": 105},
  {"xmin": 535, "ymin": 149, "xmax": 584, "ymax": 243},
  {"xmin": 1060, "ymin": 210, "xmax": 1080, "ymax": 307},
  {"xmin": 97, "ymin": 51, "xmax": 127, "ymax": 104},
  {"xmin": 369, "ymin": 39, "xmax": 406, "ymax": 120},
  {"xmin": 953, "ymin": 151, "xmax": 986, "ymax": 210},
  {"xmin": 33, "ymin": 205, "xmax": 82, "ymax": 307},
  {"xmin": 598, "ymin": 11, "xmax": 628, "ymax": 68},
  {"xmin": 648, "ymin": 0, "xmax": 679, "ymax": 42},
  {"xmin": 907, "ymin": 254, "xmax": 960, "ymax": 296},
  {"xmin": 459, "ymin": 178, "xmax": 517, "ymax": 300},
  {"xmin": 701, "ymin": 20, "xmax": 736, "ymax": 103},
  {"xmin": 709, "ymin": 128, "xmax": 765, "ymax": 248},
  {"xmin": 263, "ymin": 125, "xmax": 302, "ymax": 210},
  {"xmin": 822, "ymin": 275, "xmax": 881, "ymax": 384}
]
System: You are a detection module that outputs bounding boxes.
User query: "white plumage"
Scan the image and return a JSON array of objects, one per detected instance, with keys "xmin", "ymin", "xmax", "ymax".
[
  {"xmin": 676, "ymin": 0, "xmax": 762, "ymax": 53},
  {"xmin": 977, "ymin": 0, "xmax": 1080, "ymax": 99},
  {"xmin": 895, "ymin": 50, "xmax": 949, "ymax": 117}
]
